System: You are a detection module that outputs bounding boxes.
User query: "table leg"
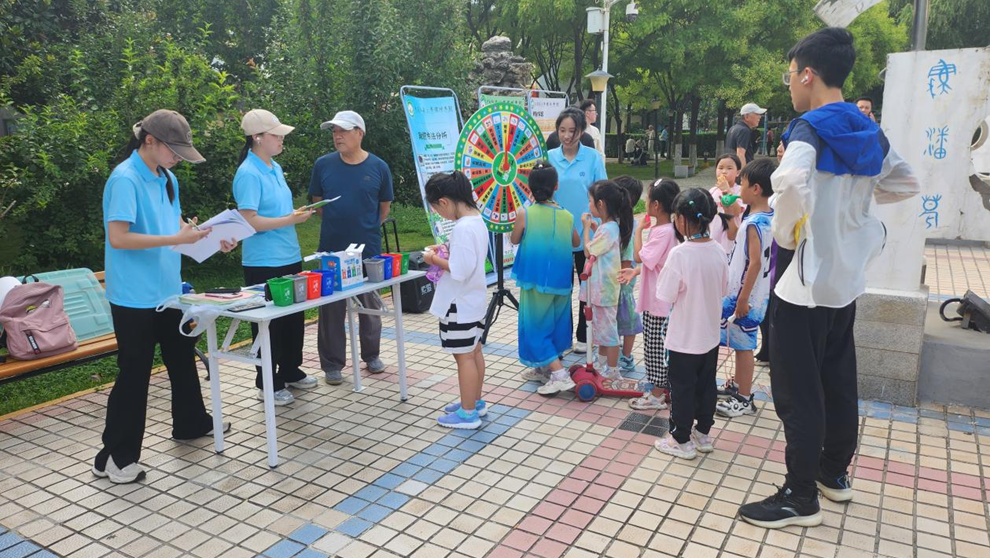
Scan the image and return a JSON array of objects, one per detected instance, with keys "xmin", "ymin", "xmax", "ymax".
[
  {"xmin": 393, "ymin": 284, "xmax": 408, "ymax": 402},
  {"xmin": 349, "ymin": 297, "xmax": 363, "ymax": 392},
  {"xmin": 258, "ymin": 321, "xmax": 279, "ymax": 468},
  {"xmin": 207, "ymin": 322, "xmax": 224, "ymax": 454}
]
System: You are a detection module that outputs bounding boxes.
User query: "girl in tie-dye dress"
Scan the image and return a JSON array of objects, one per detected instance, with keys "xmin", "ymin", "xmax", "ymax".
[{"xmin": 510, "ymin": 162, "xmax": 581, "ymax": 392}]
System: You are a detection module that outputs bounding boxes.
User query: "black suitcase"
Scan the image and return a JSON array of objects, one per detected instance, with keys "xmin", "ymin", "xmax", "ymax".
[{"xmin": 400, "ymin": 251, "xmax": 435, "ymax": 313}]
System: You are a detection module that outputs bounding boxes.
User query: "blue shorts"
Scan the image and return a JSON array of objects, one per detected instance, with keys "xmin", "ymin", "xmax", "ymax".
[
  {"xmin": 720, "ymin": 321, "xmax": 757, "ymax": 351},
  {"xmin": 720, "ymin": 294, "xmax": 766, "ymax": 351}
]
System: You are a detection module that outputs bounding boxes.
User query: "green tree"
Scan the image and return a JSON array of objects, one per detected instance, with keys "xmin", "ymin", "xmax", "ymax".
[
  {"xmin": 153, "ymin": 0, "xmax": 281, "ymax": 82},
  {"xmin": 0, "ymin": 31, "xmax": 241, "ymax": 273},
  {"xmin": 889, "ymin": 0, "xmax": 990, "ymax": 50}
]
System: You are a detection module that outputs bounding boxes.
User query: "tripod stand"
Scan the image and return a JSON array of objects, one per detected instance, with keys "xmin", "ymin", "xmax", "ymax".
[{"xmin": 480, "ymin": 233, "xmax": 518, "ymax": 345}]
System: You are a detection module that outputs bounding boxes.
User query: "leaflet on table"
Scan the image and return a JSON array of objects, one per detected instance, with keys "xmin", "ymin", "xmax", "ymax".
[
  {"xmin": 178, "ymin": 292, "xmax": 261, "ymax": 306},
  {"xmin": 172, "ymin": 209, "xmax": 256, "ymax": 263}
]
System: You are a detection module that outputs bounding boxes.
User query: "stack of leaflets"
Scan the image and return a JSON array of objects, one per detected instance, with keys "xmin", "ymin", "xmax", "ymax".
[{"xmin": 178, "ymin": 292, "xmax": 260, "ymax": 306}]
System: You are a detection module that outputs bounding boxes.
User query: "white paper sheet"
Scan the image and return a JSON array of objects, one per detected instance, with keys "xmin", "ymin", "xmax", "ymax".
[{"xmin": 172, "ymin": 209, "xmax": 256, "ymax": 263}]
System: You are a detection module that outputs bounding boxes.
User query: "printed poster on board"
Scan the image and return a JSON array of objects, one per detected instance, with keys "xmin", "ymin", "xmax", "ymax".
[
  {"xmin": 529, "ymin": 96, "xmax": 567, "ymax": 140},
  {"xmin": 403, "ymin": 94, "xmax": 460, "ymax": 244}
]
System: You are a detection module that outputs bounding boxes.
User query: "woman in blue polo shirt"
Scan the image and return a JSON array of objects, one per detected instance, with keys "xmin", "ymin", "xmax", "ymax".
[
  {"xmin": 96, "ymin": 110, "xmax": 237, "ymax": 484},
  {"xmin": 234, "ymin": 109, "xmax": 316, "ymax": 407},
  {"xmin": 548, "ymin": 107, "xmax": 608, "ymax": 354}
]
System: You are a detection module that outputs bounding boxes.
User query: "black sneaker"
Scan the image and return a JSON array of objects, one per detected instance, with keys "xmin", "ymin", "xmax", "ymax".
[
  {"xmin": 716, "ymin": 393, "xmax": 757, "ymax": 418},
  {"xmin": 717, "ymin": 380, "xmax": 739, "ymax": 398},
  {"xmin": 816, "ymin": 471, "xmax": 854, "ymax": 502},
  {"xmin": 738, "ymin": 486, "xmax": 823, "ymax": 529}
]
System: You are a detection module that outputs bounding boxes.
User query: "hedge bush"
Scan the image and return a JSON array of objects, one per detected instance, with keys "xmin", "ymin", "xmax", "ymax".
[{"xmin": 0, "ymin": 0, "xmax": 473, "ymax": 276}]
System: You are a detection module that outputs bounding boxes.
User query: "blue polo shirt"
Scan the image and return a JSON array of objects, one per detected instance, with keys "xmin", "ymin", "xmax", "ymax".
[
  {"xmin": 308, "ymin": 152, "xmax": 394, "ymax": 259},
  {"xmin": 548, "ymin": 144, "xmax": 607, "ymax": 251},
  {"xmin": 233, "ymin": 151, "xmax": 302, "ymax": 267},
  {"xmin": 103, "ymin": 150, "xmax": 182, "ymax": 308}
]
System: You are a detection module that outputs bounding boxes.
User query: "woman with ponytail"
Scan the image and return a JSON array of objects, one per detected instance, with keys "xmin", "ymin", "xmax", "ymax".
[
  {"xmin": 95, "ymin": 110, "xmax": 237, "ymax": 484},
  {"xmin": 233, "ymin": 109, "xmax": 316, "ymax": 407}
]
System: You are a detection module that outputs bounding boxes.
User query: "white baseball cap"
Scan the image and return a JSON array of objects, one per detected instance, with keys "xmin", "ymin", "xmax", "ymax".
[
  {"xmin": 320, "ymin": 111, "xmax": 366, "ymax": 133},
  {"xmin": 740, "ymin": 103, "xmax": 767, "ymax": 116}
]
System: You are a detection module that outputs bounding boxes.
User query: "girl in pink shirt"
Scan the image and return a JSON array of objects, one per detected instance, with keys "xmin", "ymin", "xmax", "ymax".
[
  {"xmin": 653, "ymin": 188, "xmax": 729, "ymax": 460},
  {"xmin": 618, "ymin": 179, "xmax": 680, "ymax": 410},
  {"xmin": 709, "ymin": 153, "xmax": 745, "ymax": 254}
]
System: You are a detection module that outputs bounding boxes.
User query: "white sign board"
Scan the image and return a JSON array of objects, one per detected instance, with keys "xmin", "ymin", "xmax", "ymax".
[
  {"xmin": 813, "ymin": 0, "xmax": 883, "ymax": 27},
  {"xmin": 528, "ymin": 96, "xmax": 567, "ymax": 139},
  {"xmin": 868, "ymin": 47, "xmax": 990, "ymax": 291}
]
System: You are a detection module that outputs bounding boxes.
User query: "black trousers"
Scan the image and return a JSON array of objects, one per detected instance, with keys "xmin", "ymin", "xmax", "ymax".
[
  {"xmin": 667, "ymin": 347, "xmax": 718, "ymax": 443},
  {"xmin": 95, "ymin": 305, "xmax": 212, "ymax": 469},
  {"xmin": 769, "ymin": 298, "xmax": 859, "ymax": 497},
  {"xmin": 572, "ymin": 251, "xmax": 588, "ymax": 343},
  {"xmin": 755, "ymin": 291, "xmax": 775, "ymax": 361},
  {"xmin": 243, "ymin": 262, "xmax": 306, "ymax": 390}
]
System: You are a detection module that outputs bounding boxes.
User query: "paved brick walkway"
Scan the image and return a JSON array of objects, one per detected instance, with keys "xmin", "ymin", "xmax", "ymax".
[{"xmin": 1, "ymin": 257, "xmax": 989, "ymax": 558}]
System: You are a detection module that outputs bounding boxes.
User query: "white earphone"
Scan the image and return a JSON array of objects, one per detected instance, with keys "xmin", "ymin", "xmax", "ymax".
[{"xmin": 801, "ymin": 76, "xmax": 809, "ymax": 84}]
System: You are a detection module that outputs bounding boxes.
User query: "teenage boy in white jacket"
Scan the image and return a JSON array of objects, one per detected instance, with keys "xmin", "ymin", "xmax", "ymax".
[{"xmin": 738, "ymin": 27, "xmax": 919, "ymax": 529}]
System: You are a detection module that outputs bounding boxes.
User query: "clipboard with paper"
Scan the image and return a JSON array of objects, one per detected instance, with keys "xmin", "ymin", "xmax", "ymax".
[{"xmin": 172, "ymin": 209, "xmax": 256, "ymax": 263}]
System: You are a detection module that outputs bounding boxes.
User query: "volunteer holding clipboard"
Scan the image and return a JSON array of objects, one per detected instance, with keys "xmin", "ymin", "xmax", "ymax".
[
  {"xmin": 233, "ymin": 109, "xmax": 317, "ymax": 407},
  {"xmin": 96, "ymin": 110, "xmax": 237, "ymax": 484}
]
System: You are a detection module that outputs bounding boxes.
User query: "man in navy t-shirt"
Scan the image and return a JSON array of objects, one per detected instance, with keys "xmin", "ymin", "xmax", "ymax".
[{"xmin": 309, "ymin": 110, "xmax": 394, "ymax": 384}]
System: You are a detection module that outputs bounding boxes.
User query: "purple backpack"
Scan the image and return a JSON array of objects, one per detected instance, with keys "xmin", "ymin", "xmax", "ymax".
[{"xmin": 0, "ymin": 281, "xmax": 78, "ymax": 360}]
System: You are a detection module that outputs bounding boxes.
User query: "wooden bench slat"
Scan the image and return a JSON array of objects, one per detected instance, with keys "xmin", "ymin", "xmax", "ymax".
[
  {"xmin": 0, "ymin": 334, "xmax": 118, "ymax": 381},
  {"xmin": 0, "ymin": 270, "xmax": 116, "ymax": 381}
]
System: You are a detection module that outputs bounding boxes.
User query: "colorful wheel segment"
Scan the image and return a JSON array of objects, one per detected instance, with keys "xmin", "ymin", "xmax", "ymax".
[{"xmin": 454, "ymin": 103, "xmax": 548, "ymax": 233}]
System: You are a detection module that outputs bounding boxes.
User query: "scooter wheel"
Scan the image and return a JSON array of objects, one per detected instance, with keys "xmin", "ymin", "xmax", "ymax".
[{"xmin": 575, "ymin": 380, "xmax": 598, "ymax": 402}]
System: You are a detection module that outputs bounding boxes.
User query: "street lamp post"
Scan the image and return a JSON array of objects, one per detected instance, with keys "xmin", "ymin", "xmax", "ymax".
[{"xmin": 586, "ymin": 1, "xmax": 638, "ymax": 143}]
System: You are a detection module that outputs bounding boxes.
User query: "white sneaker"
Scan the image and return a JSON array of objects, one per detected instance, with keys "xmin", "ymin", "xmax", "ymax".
[
  {"xmin": 257, "ymin": 388, "xmax": 295, "ymax": 406},
  {"xmin": 573, "ymin": 342, "xmax": 587, "ymax": 354},
  {"xmin": 93, "ymin": 456, "xmax": 146, "ymax": 484},
  {"xmin": 629, "ymin": 393, "xmax": 667, "ymax": 410},
  {"xmin": 538, "ymin": 376, "xmax": 576, "ymax": 396},
  {"xmin": 600, "ymin": 366, "xmax": 623, "ymax": 380},
  {"xmin": 691, "ymin": 429, "xmax": 715, "ymax": 453},
  {"xmin": 716, "ymin": 393, "xmax": 756, "ymax": 418},
  {"xmin": 654, "ymin": 434, "xmax": 697, "ymax": 460},
  {"xmin": 521, "ymin": 367, "xmax": 551, "ymax": 383},
  {"xmin": 287, "ymin": 376, "xmax": 318, "ymax": 389}
]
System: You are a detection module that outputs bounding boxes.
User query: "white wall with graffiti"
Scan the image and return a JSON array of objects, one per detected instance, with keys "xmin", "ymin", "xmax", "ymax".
[{"xmin": 868, "ymin": 48, "xmax": 990, "ymax": 292}]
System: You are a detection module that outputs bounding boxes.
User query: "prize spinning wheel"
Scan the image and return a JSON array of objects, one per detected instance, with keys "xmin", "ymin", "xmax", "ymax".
[{"xmin": 454, "ymin": 103, "xmax": 547, "ymax": 233}]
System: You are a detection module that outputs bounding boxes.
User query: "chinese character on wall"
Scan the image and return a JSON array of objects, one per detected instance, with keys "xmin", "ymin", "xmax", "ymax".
[
  {"xmin": 927, "ymin": 59, "xmax": 957, "ymax": 99},
  {"xmin": 919, "ymin": 195, "xmax": 942, "ymax": 229},
  {"xmin": 924, "ymin": 126, "xmax": 949, "ymax": 160}
]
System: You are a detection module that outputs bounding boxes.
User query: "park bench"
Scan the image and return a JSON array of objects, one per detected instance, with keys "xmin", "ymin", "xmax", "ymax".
[{"xmin": 0, "ymin": 270, "xmax": 207, "ymax": 385}]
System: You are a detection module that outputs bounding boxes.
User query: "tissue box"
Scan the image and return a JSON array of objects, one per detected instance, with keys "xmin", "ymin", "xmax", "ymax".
[{"xmin": 319, "ymin": 244, "xmax": 366, "ymax": 291}]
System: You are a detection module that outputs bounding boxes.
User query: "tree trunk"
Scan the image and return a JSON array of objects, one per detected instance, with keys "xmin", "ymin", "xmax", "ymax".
[
  {"xmin": 716, "ymin": 100, "xmax": 727, "ymax": 156},
  {"xmin": 673, "ymin": 104, "xmax": 683, "ymax": 166},
  {"xmin": 688, "ymin": 95, "xmax": 700, "ymax": 170},
  {"xmin": 571, "ymin": 25, "xmax": 584, "ymax": 101},
  {"xmin": 666, "ymin": 110, "xmax": 676, "ymax": 161},
  {"xmin": 608, "ymin": 81, "xmax": 621, "ymax": 160}
]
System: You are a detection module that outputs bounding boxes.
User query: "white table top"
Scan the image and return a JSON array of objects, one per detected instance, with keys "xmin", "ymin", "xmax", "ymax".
[{"xmin": 176, "ymin": 270, "xmax": 427, "ymax": 323}]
